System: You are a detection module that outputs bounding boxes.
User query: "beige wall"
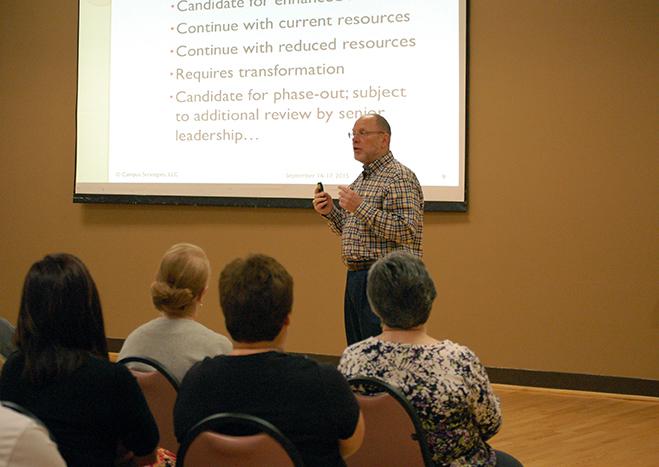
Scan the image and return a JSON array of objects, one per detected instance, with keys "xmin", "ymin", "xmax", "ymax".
[{"xmin": 1, "ymin": 1, "xmax": 657, "ymax": 380}]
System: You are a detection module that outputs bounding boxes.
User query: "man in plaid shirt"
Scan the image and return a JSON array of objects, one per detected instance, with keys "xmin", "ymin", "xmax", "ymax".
[{"xmin": 313, "ymin": 114, "xmax": 424, "ymax": 345}]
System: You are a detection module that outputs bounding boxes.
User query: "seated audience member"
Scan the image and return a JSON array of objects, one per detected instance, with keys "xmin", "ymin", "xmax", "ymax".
[
  {"xmin": 0, "ymin": 317, "xmax": 16, "ymax": 358},
  {"xmin": 338, "ymin": 251, "xmax": 521, "ymax": 467},
  {"xmin": 119, "ymin": 243, "xmax": 232, "ymax": 382},
  {"xmin": 0, "ymin": 253, "xmax": 159, "ymax": 467},
  {"xmin": 0, "ymin": 403, "xmax": 66, "ymax": 467},
  {"xmin": 174, "ymin": 254, "xmax": 364, "ymax": 467}
]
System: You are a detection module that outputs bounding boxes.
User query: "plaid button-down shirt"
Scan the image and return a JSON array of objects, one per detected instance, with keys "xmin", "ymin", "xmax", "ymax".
[{"xmin": 325, "ymin": 151, "xmax": 423, "ymax": 265}]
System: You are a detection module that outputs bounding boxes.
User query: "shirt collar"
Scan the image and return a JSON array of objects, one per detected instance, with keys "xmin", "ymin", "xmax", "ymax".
[{"xmin": 362, "ymin": 151, "xmax": 393, "ymax": 178}]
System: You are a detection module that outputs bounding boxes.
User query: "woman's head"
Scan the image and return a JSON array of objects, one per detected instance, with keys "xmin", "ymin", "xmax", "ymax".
[
  {"xmin": 367, "ymin": 251, "xmax": 437, "ymax": 329},
  {"xmin": 219, "ymin": 254, "xmax": 293, "ymax": 343},
  {"xmin": 151, "ymin": 243, "xmax": 210, "ymax": 317},
  {"xmin": 15, "ymin": 253, "xmax": 108, "ymax": 382}
]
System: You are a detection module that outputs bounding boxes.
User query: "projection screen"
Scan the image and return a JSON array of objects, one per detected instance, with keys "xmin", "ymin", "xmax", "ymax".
[{"xmin": 75, "ymin": 0, "xmax": 468, "ymax": 211}]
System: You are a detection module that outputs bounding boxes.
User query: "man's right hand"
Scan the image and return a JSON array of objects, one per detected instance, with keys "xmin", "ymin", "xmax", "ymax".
[{"xmin": 313, "ymin": 187, "xmax": 334, "ymax": 215}]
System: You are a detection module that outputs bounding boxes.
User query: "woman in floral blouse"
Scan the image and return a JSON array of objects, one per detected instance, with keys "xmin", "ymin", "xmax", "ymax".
[{"xmin": 338, "ymin": 252, "xmax": 522, "ymax": 467}]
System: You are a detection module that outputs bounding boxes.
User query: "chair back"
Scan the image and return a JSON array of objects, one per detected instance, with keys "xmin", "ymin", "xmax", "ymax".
[
  {"xmin": 176, "ymin": 413, "xmax": 304, "ymax": 467},
  {"xmin": 347, "ymin": 376, "xmax": 434, "ymax": 467},
  {"xmin": 117, "ymin": 356, "xmax": 180, "ymax": 453}
]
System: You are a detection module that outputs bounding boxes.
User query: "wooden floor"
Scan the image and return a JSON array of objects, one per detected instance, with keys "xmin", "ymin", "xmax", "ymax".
[{"xmin": 488, "ymin": 384, "xmax": 659, "ymax": 466}]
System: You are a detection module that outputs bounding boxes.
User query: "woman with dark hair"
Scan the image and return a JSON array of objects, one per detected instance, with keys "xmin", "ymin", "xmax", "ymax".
[
  {"xmin": 338, "ymin": 251, "xmax": 521, "ymax": 467},
  {"xmin": 0, "ymin": 253, "xmax": 159, "ymax": 467}
]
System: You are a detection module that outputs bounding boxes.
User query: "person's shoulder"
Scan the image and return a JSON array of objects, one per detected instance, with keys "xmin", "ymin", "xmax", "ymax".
[
  {"xmin": 171, "ymin": 321, "xmax": 232, "ymax": 357},
  {"xmin": 265, "ymin": 352, "xmax": 341, "ymax": 382},
  {"xmin": 87, "ymin": 354, "xmax": 137, "ymax": 383},
  {"xmin": 438, "ymin": 339, "xmax": 480, "ymax": 362},
  {"xmin": 0, "ymin": 403, "xmax": 33, "ymax": 431},
  {"xmin": 0, "ymin": 405, "xmax": 67, "ymax": 467},
  {"xmin": 280, "ymin": 354, "xmax": 350, "ymax": 391},
  {"xmin": 184, "ymin": 320, "xmax": 231, "ymax": 343},
  {"xmin": 384, "ymin": 155, "xmax": 421, "ymax": 184},
  {"xmin": 87, "ymin": 353, "xmax": 116, "ymax": 367},
  {"xmin": 340, "ymin": 337, "xmax": 381, "ymax": 366},
  {"xmin": 181, "ymin": 354, "xmax": 229, "ymax": 381},
  {"xmin": 51, "ymin": 355, "xmax": 134, "ymax": 395},
  {"xmin": 342, "ymin": 336, "xmax": 380, "ymax": 356},
  {"xmin": 121, "ymin": 317, "xmax": 166, "ymax": 343},
  {"xmin": 84, "ymin": 354, "xmax": 121, "ymax": 376},
  {"xmin": 268, "ymin": 351, "xmax": 319, "ymax": 370}
]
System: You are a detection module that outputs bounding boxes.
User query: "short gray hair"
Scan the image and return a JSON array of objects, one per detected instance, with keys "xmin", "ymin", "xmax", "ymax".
[{"xmin": 366, "ymin": 251, "xmax": 436, "ymax": 329}]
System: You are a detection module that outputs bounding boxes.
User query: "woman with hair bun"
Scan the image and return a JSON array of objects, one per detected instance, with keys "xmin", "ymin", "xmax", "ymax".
[{"xmin": 119, "ymin": 243, "xmax": 232, "ymax": 382}]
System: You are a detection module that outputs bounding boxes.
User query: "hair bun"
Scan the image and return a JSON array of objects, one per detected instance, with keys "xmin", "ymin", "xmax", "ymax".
[{"xmin": 151, "ymin": 281, "xmax": 195, "ymax": 313}]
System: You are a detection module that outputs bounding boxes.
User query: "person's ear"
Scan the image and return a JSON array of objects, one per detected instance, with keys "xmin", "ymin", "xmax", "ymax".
[
  {"xmin": 381, "ymin": 133, "xmax": 390, "ymax": 149},
  {"xmin": 197, "ymin": 285, "xmax": 208, "ymax": 302}
]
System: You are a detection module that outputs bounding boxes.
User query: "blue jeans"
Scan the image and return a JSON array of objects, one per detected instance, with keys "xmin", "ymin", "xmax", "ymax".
[{"xmin": 344, "ymin": 270, "xmax": 382, "ymax": 345}]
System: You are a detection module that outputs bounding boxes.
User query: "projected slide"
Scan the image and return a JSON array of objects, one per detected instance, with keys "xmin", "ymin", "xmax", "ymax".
[{"xmin": 75, "ymin": 0, "xmax": 467, "ymax": 208}]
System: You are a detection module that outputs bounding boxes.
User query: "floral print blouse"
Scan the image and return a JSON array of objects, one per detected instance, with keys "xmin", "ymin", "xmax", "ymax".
[{"xmin": 338, "ymin": 337, "xmax": 501, "ymax": 466}]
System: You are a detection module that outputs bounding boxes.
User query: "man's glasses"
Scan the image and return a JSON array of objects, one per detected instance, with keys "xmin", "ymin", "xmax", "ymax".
[{"xmin": 348, "ymin": 131, "xmax": 385, "ymax": 139}]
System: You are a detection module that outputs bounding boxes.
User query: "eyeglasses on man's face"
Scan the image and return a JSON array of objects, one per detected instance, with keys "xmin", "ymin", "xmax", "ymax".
[{"xmin": 348, "ymin": 131, "xmax": 385, "ymax": 139}]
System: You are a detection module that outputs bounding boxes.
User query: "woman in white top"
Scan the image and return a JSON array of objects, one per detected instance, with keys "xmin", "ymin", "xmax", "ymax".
[
  {"xmin": 0, "ymin": 404, "xmax": 66, "ymax": 467},
  {"xmin": 119, "ymin": 243, "xmax": 232, "ymax": 382}
]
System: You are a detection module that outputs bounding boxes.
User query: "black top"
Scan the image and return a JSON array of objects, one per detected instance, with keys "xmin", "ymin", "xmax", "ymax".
[
  {"xmin": 174, "ymin": 351, "xmax": 360, "ymax": 467},
  {"xmin": 0, "ymin": 352, "xmax": 159, "ymax": 467}
]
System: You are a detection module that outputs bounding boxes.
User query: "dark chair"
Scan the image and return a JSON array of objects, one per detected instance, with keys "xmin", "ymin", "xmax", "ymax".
[
  {"xmin": 117, "ymin": 356, "xmax": 180, "ymax": 454},
  {"xmin": 176, "ymin": 413, "xmax": 304, "ymax": 467},
  {"xmin": 347, "ymin": 376, "xmax": 434, "ymax": 467}
]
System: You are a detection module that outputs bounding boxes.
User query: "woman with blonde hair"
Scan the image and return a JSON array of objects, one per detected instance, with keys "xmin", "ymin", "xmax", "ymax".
[{"xmin": 119, "ymin": 243, "xmax": 232, "ymax": 382}]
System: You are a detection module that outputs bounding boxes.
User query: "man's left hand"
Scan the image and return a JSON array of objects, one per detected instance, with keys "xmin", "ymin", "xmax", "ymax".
[{"xmin": 338, "ymin": 186, "xmax": 363, "ymax": 213}]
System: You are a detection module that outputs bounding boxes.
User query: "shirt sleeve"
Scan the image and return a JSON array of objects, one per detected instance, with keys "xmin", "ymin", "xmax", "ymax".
[
  {"xmin": 353, "ymin": 175, "xmax": 423, "ymax": 245},
  {"xmin": 324, "ymin": 206, "xmax": 346, "ymax": 236},
  {"xmin": 10, "ymin": 421, "xmax": 67, "ymax": 467},
  {"xmin": 463, "ymin": 349, "xmax": 502, "ymax": 440},
  {"xmin": 113, "ymin": 364, "xmax": 160, "ymax": 456},
  {"xmin": 318, "ymin": 365, "xmax": 360, "ymax": 440}
]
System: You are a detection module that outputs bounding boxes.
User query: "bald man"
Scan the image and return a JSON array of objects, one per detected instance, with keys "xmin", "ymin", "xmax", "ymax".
[{"xmin": 313, "ymin": 114, "xmax": 424, "ymax": 344}]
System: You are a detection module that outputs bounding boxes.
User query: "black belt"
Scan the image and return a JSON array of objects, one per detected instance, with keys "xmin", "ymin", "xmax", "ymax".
[{"xmin": 345, "ymin": 260, "xmax": 376, "ymax": 271}]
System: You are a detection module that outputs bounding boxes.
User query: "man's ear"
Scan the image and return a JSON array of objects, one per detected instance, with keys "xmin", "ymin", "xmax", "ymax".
[{"xmin": 382, "ymin": 133, "xmax": 391, "ymax": 149}]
